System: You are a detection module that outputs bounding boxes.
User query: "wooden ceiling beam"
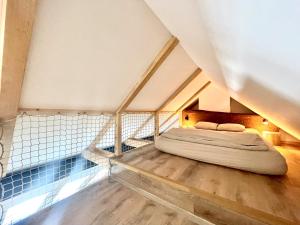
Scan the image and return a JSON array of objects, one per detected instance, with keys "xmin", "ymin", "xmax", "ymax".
[
  {"xmin": 159, "ymin": 81, "xmax": 211, "ymax": 129},
  {"xmin": 116, "ymin": 36, "xmax": 179, "ymax": 113},
  {"xmin": 0, "ymin": 0, "xmax": 37, "ymax": 120},
  {"xmin": 156, "ymin": 67, "xmax": 202, "ymax": 112},
  {"xmin": 176, "ymin": 81, "xmax": 211, "ymax": 112},
  {"xmin": 0, "ymin": 0, "xmax": 37, "ymax": 177}
]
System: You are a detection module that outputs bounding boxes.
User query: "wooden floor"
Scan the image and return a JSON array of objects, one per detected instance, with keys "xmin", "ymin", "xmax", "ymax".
[
  {"xmin": 112, "ymin": 144, "xmax": 300, "ymax": 225},
  {"xmin": 18, "ymin": 179, "xmax": 198, "ymax": 225}
]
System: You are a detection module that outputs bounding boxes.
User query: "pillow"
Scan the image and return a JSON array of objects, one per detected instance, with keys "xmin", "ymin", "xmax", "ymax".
[
  {"xmin": 217, "ymin": 123, "xmax": 245, "ymax": 132},
  {"xmin": 194, "ymin": 121, "xmax": 218, "ymax": 130}
]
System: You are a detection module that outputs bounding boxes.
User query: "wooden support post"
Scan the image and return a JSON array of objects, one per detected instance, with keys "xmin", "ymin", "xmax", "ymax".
[
  {"xmin": 154, "ymin": 112, "xmax": 159, "ymax": 137},
  {"xmin": 159, "ymin": 81, "xmax": 211, "ymax": 129},
  {"xmin": 0, "ymin": 0, "xmax": 37, "ymax": 177},
  {"xmin": 115, "ymin": 112, "xmax": 122, "ymax": 156},
  {"xmin": 0, "ymin": 118, "xmax": 16, "ymax": 177}
]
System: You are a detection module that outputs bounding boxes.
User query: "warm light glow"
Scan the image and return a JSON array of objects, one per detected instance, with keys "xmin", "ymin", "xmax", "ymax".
[
  {"xmin": 229, "ymin": 95, "xmax": 300, "ymax": 140},
  {"xmin": 262, "ymin": 118, "xmax": 269, "ymax": 125},
  {"xmin": 184, "ymin": 115, "xmax": 189, "ymax": 121},
  {"xmin": 262, "ymin": 131, "xmax": 281, "ymax": 146},
  {"xmin": 182, "ymin": 121, "xmax": 196, "ymax": 128}
]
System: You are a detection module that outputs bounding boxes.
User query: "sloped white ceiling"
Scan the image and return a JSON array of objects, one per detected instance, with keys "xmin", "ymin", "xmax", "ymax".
[
  {"xmin": 145, "ymin": 0, "xmax": 300, "ymax": 139},
  {"xmin": 20, "ymin": 0, "xmax": 171, "ymax": 111},
  {"xmin": 20, "ymin": 0, "xmax": 206, "ymax": 115}
]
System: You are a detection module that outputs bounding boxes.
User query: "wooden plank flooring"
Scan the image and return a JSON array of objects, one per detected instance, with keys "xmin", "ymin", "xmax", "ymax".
[
  {"xmin": 112, "ymin": 144, "xmax": 300, "ymax": 225},
  {"xmin": 17, "ymin": 179, "xmax": 199, "ymax": 225}
]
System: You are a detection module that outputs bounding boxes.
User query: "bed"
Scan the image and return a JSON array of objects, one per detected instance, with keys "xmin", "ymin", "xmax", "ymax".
[{"xmin": 155, "ymin": 127, "xmax": 287, "ymax": 175}]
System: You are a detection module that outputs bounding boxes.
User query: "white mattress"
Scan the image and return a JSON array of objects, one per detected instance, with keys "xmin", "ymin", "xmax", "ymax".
[{"xmin": 155, "ymin": 130, "xmax": 288, "ymax": 175}]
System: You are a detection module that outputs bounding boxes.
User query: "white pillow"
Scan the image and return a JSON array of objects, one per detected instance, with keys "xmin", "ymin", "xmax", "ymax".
[
  {"xmin": 194, "ymin": 121, "xmax": 218, "ymax": 130},
  {"xmin": 217, "ymin": 123, "xmax": 245, "ymax": 132}
]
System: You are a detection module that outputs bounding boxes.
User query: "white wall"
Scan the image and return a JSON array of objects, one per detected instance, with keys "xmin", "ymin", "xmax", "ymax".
[
  {"xmin": 145, "ymin": 0, "xmax": 300, "ymax": 139},
  {"xmin": 20, "ymin": 0, "xmax": 171, "ymax": 111}
]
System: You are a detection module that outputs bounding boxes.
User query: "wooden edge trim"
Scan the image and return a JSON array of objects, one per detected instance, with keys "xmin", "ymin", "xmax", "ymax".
[
  {"xmin": 111, "ymin": 157, "xmax": 294, "ymax": 225},
  {"xmin": 156, "ymin": 67, "xmax": 202, "ymax": 112},
  {"xmin": 83, "ymin": 147, "xmax": 115, "ymax": 159},
  {"xmin": 18, "ymin": 108, "xmax": 114, "ymax": 115},
  {"xmin": 116, "ymin": 36, "xmax": 179, "ymax": 113},
  {"xmin": 112, "ymin": 144, "xmax": 154, "ymax": 162},
  {"xmin": 19, "ymin": 108, "xmax": 158, "ymax": 115},
  {"xmin": 280, "ymin": 141, "xmax": 300, "ymax": 147},
  {"xmin": 123, "ymin": 111, "xmax": 155, "ymax": 114},
  {"xmin": 158, "ymin": 111, "xmax": 176, "ymax": 113}
]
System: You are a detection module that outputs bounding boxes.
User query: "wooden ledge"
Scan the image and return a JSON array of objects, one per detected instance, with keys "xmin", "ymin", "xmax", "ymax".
[{"xmin": 82, "ymin": 147, "xmax": 115, "ymax": 166}]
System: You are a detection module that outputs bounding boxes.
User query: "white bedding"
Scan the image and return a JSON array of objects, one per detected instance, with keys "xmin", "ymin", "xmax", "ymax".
[
  {"xmin": 155, "ymin": 128, "xmax": 287, "ymax": 175},
  {"xmin": 162, "ymin": 128, "xmax": 268, "ymax": 151}
]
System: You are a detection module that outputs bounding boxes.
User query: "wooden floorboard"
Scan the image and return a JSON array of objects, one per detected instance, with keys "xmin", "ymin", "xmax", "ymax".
[
  {"xmin": 17, "ymin": 179, "xmax": 199, "ymax": 225},
  {"xmin": 112, "ymin": 144, "xmax": 300, "ymax": 225}
]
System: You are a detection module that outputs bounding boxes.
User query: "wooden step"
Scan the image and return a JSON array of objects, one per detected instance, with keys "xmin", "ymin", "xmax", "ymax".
[{"xmin": 124, "ymin": 138, "xmax": 153, "ymax": 148}]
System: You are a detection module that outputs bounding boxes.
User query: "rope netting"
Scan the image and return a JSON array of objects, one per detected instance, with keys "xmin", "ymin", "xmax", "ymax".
[
  {"xmin": 0, "ymin": 112, "xmax": 113, "ymax": 225},
  {"xmin": 121, "ymin": 112, "xmax": 155, "ymax": 152},
  {"xmin": 0, "ymin": 111, "xmax": 179, "ymax": 224},
  {"xmin": 159, "ymin": 112, "xmax": 180, "ymax": 133}
]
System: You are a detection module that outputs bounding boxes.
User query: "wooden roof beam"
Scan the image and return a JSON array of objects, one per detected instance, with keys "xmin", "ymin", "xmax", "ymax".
[
  {"xmin": 159, "ymin": 81, "xmax": 211, "ymax": 129},
  {"xmin": 0, "ymin": 0, "xmax": 37, "ymax": 119},
  {"xmin": 0, "ymin": 0, "xmax": 37, "ymax": 177},
  {"xmin": 156, "ymin": 68, "xmax": 202, "ymax": 112},
  {"xmin": 116, "ymin": 36, "xmax": 179, "ymax": 113}
]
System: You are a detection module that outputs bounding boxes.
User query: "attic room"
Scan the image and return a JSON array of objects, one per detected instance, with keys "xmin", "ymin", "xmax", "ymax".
[{"xmin": 0, "ymin": 0, "xmax": 299, "ymax": 225}]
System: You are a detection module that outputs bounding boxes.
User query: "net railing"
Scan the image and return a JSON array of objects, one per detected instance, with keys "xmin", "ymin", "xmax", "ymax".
[
  {"xmin": 159, "ymin": 112, "xmax": 180, "ymax": 133},
  {"xmin": 121, "ymin": 112, "xmax": 155, "ymax": 152},
  {"xmin": 0, "ymin": 112, "xmax": 113, "ymax": 225},
  {"xmin": 0, "ymin": 110, "xmax": 179, "ymax": 224}
]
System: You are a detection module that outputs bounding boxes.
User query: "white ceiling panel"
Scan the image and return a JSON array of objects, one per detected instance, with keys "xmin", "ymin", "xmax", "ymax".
[{"xmin": 20, "ymin": 0, "xmax": 170, "ymax": 111}]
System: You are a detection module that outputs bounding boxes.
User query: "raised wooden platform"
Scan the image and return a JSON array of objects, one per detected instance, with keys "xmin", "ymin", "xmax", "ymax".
[
  {"xmin": 17, "ymin": 179, "xmax": 198, "ymax": 225},
  {"xmin": 111, "ymin": 144, "xmax": 300, "ymax": 225}
]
